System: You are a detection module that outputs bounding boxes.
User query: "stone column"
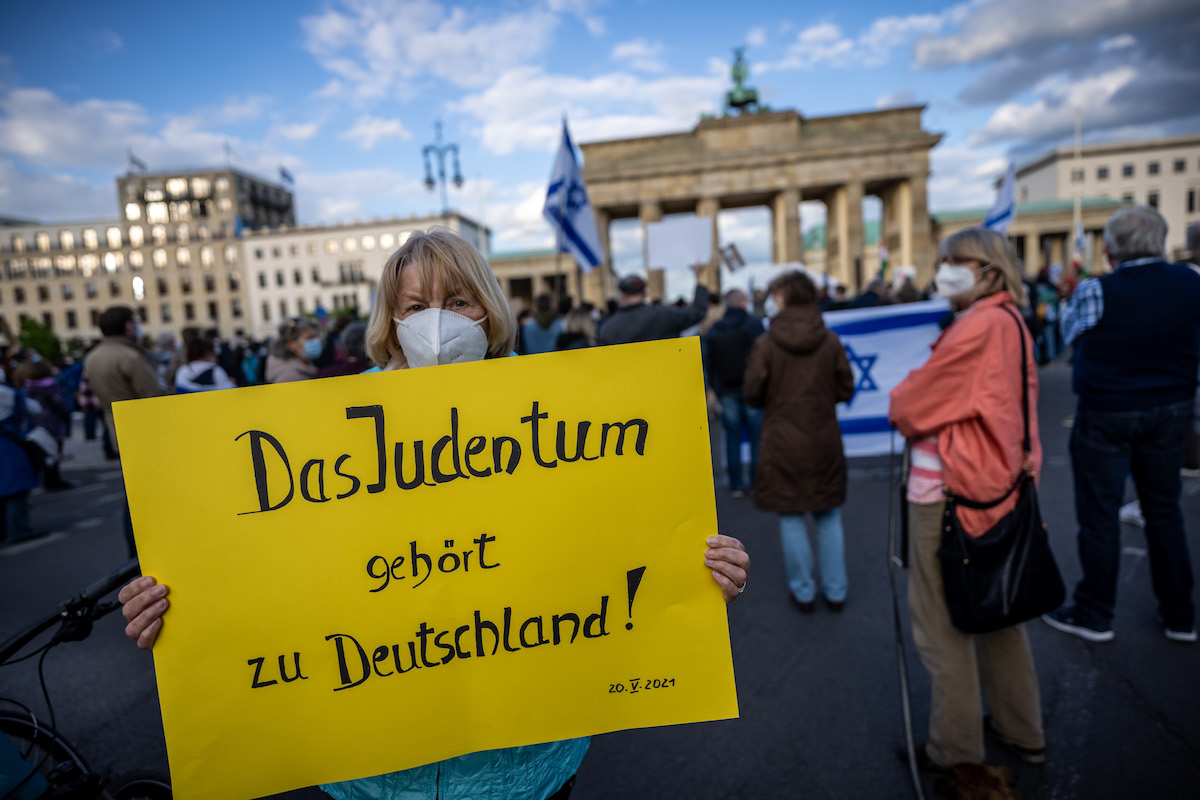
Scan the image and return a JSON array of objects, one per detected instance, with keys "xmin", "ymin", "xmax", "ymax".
[
  {"xmin": 695, "ymin": 197, "xmax": 722, "ymax": 292},
  {"xmin": 825, "ymin": 182, "xmax": 865, "ymax": 290},
  {"xmin": 908, "ymin": 174, "xmax": 934, "ymax": 288},
  {"xmin": 772, "ymin": 188, "xmax": 803, "ymax": 264},
  {"xmin": 637, "ymin": 201, "xmax": 665, "ymax": 300},
  {"xmin": 582, "ymin": 207, "xmax": 612, "ymax": 305},
  {"xmin": 882, "ymin": 180, "xmax": 915, "ymax": 269}
]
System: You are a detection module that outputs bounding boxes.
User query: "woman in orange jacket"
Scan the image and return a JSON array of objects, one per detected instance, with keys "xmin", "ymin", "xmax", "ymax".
[{"xmin": 889, "ymin": 227, "xmax": 1046, "ymax": 773}]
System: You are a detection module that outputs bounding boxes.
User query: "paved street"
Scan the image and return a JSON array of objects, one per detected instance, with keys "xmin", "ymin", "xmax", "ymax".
[{"xmin": 2, "ymin": 360, "xmax": 1198, "ymax": 799}]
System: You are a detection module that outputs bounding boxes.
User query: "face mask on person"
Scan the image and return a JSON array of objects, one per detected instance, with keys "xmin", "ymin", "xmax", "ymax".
[
  {"xmin": 934, "ymin": 262, "xmax": 989, "ymax": 298},
  {"xmin": 764, "ymin": 295, "xmax": 781, "ymax": 319},
  {"xmin": 133, "ymin": 321, "xmax": 145, "ymax": 342},
  {"xmin": 394, "ymin": 308, "xmax": 488, "ymax": 368},
  {"xmin": 301, "ymin": 337, "xmax": 323, "ymax": 361}
]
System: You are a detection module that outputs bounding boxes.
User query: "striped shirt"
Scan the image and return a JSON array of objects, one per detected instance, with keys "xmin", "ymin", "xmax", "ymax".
[{"xmin": 907, "ymin": 436, "xmax": 945, "ymax": 504}]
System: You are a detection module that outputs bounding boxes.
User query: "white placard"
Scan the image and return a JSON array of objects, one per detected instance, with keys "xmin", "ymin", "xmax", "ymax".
[{"xmin": 645, "ymin": 217, "xmax": 713, "ymax": 270}]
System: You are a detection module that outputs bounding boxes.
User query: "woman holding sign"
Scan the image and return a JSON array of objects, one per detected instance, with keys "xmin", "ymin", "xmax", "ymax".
[{"xmin": 118, "ymin": 228, "xmax": 750, "ymax": 800}]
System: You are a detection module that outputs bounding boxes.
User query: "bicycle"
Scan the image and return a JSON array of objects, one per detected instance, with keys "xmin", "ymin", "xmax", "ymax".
[{"xmin": 1, "ymin": 558, "xmax": 172, "ymax": 799}]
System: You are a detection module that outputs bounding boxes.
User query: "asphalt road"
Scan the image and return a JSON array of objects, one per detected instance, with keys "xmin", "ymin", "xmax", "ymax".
[{"xmin": 2, "ymin": 359, "xmax": 1198, "ymax": 799}]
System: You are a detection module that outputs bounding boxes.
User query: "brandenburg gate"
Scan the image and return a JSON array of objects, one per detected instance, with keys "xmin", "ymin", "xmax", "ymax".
[{"xmin": 579, "ymin": 105, "xmax": 942, "ymax": 297}]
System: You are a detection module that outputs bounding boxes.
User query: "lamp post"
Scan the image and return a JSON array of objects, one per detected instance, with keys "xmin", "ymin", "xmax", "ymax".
[{"xmin": 422, "ymin": 121, "xmax": 463, "ymax": 216}]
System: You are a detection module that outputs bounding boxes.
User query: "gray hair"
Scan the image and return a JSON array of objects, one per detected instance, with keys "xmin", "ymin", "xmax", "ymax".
[{"xmin": 1103, "ymin": 206, "xmax": 1167, "ymax": 263}]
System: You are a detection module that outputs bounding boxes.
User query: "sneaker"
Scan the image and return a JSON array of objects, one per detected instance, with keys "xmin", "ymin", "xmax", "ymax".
[
  {"xmin": 1158, "ymin": 617, "xmax": 1198, "ymax": 643},
  {"xmin": 790, "ymin": 595, "xmax": 815, "ymax": 613},
  {"xmin": 1118, "ymin": 500, "xmax": 1145, "ymax": 528},
  {"xmin": 1042, "ymin": 606, "xmax": 1115, "ymax": 643},
  {"xmin": 983, "ymin": 716, "xmax": 1046, "ymax": 765},
  {"xmin": 1181, "ymin": 467, "xmax": 1200, "ymax": 479}
]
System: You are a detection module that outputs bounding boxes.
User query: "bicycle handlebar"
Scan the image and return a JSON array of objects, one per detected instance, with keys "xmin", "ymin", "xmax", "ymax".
[{"xmin": 0, "ymin": 558, "xmax": 141, "ymax": 666}]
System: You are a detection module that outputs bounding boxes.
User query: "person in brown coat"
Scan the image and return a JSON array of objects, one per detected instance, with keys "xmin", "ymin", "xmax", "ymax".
[{"xmin": 745, "ymin": 270, "xmax": 854, "ymax": 611}]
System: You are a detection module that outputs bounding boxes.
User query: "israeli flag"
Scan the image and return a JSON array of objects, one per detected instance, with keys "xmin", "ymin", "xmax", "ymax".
[
  {"xmin": 824, "ymin": 300, "xmax": 950, "ymax": 456},
  {"xmin": 544, "ymin": 120, "xmax": 603, "ymax": 271},
  {"xmin": 983, "ymin": 161, "xmax": 1016, "ymax": 234},
  {"xmin": 1073, "ymin": 218, "xmax": 1086, "ymax": 260}
]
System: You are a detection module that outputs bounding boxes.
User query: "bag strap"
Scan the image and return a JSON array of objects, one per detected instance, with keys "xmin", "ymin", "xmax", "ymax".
[{"xmin": 945, "ymin": 303, "xmax": 1032, "ymax": 511}]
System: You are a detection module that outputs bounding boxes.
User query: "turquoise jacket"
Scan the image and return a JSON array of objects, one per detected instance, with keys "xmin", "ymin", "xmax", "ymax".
[{"xmin": 324, "ymin": 358, "xmax": 589, "ymax": 799}]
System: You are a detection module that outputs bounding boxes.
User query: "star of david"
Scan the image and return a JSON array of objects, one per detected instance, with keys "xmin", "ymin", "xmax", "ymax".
[
  {"xmin": 843, "ymin": 344, "xmax": 879, "ymax": 409},
  {"xmin": 564, "ymin": 181, "xmax": 588, "ymax": 214}
]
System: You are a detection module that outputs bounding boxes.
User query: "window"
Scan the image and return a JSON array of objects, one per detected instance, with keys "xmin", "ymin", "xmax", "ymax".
[
  {"xmin": 13, "ymin": 286, "xmax": 24, "ymax": 304},
  {"xmin": 1175, "ymin": 159, "xmax": 1186, "ymax": 173},
  {"xmin": 35, "ymin": 232, "xmax": 50, "ymax": 252},
  {"xmin": 293, "ymin": 269, "xmax": 302, "ymax": 285},
  {"xmin": 297, "ymin": 298, "xmax": 306, "ymax": 314},
  {"xmin": 129, "ymin": 251, "xmax": 144, "ymax": 269},
  {"xmin": 197, "ymin": 223, "xmax": 210, "ymax": 240},
  {"xmin": 180, "ymin": 275, "xmax": 192, "ymax": 295},
  {"xmin": 325, "ymin": 239, "xmax": 338, "ymax": 254},
  {"xmin": 104, "ymin": 252, "xmax": 123, "ymax": 272},
  {"xmin": 59, "ymin": 231, "xmax": 74, "ymax": 251},
  {"xmin": 312, "ymin": 267, "xmax": 321, "ymax": 284},
  {"xmin": 38, "ymin": 285, "xmax": 50, "ymax": 302},
  {"xmin": 192, "ymin": 177, "xmax": 211, "ymax": 197},
  {"xmin": 204, "ymin": 275, "xmax": 216, "ymax": 293},
  {"xmin": 255, "ymin": 248, "xmax": 264, "ymax": 260},
  {"xmin": 380, "ymin": 233, "xmax": 395, "ymax": 250},
  {"xmin": 42, "ymin": 312, "xmax": 53, "ymax": 329},
  {"xmin": 272, "ymin": 247, "xmax": 282, "ymax": 258},
  {"xmin": 132, "ymin": 276, "xmax": 145, "ymax": 301},
  {"xmin": 55, "ymin": 255, "xmax": 75, "ymax": 273},
  {"xmin": 106, "ymin": 227, "xmax": 123, "ymax": 248},
  {"xmin": 176, "ymin": 247, "xmax": 191, "ymax": 266},
  {"xmin": 153, "ymin": 249, "xmax": 167, "ymax": 268},
  {"xmin": 146, "ymin": 202, "xmax": 169, "ymax": 224},
  {"xmin": 224, "ymin": 244, "xmax": 238, "ymax": 264},
  {"xmin": 171, "ymin": 202, "xmax": 191, "ymax": 222},
  {"xmin": 200, "ymin": 246, "xmax": 214, "ymax": 267},
  {"xmin": 218, "ymin": 196, "xmax": 232, "ymax": 212},
  {"xmin": 1189, "ymin": 189, "xmax": 1196, "ymax": 213},
  {"xmin": 215, "ymin": 176, "xmax": 230, "ymax": 192},
  {"xmin": 1148, "ymin": 191, "xmax": 1159, "ymax": 209},
  {"xmin": 279, "ymin": 299, "xmax": 287, "ymax": 318},
  {"xmin": 84, "ymin": 229, "xmax": 100, "ymax": 249},
  {"xmin": 1070, "ymin": 169, "xmax": 1084, "ymax": 182},
  {"xmin": 160, "ymin": 303, "xmax": 172, "ymax": 323},
  {"xmin": 361, "ymin": 234, "xmax": 375, "ymax": 251},
  {"xmin": 66, "ymin": 310, "xmax": 77, "ymax": 330},
  {"xmin": 208, "ymin": 301, "xmax": 219, "ymax": 321},
  {"xmin": 86, "ymin": 282, "xmax": 98, "ymax": 299},
  {"xmin": 152, "ymin": 225, "xmax": 167, "ymax": 245},
  {"xmin": 1122, "ymin": 164, "xmax": 1134, "ymax": 178},
  {"xmin": 157, "ymin": 277, "xmax": 169, "ymax": 296},
  {"xmin": 61, "ymin": 284, "xmax": 73, "ymax": 301},
  {"xmin": 258, "ymin": 272, "xmax": 267, "ymax": 288},
  {"xmin": 166, "ymin": 178, "xmax": 189, "ymax": 198},
  {"xmin": 397, "ymin": 231, "xmax": 412, "ymax": 247},
  {"xmin": 343, "ymin": 237, "xmax": 357, "ymax": 253},
  {"xmin": 1148, "ymin": 161, "xmax": 1160, "ymax": 175},
  {"xmin": 1122, "ymin": 193, "xmax": 1134, "ymax": 204},
  {"xmin": 130, "ymin": 226, "xmax": 144, "ymax": 247},
  {"xmin": 228, "ymin": 271, "xmax": 241, "ymax": 291},
  {"xmin": 125, "ymin": 203, "xmax": 142, "ymax": 221},
  {"xmin": 232, "ymin": 299, "xmax": 243, "ymax": 318},
  {"xmin": 275, "ymin": 271, "xmax": 284, "ymax": 287},
  {"xmin": 32, "ymin": 257, "xmax": 51, "ymax": 278},
  {"xmin": 1097, "ymin": 166, "xmax": 1109, "ymax": 180},
  {"xmin": 109, "ymin": 279, "xmax": 121, "ymax": 298},
  {"xmin": 11, "ymin": 235, "xmax": 26, "ymax": 253},
  {"xmin": 307, "ymin": 242, "xmax": 317, "ymax": 255},
  {"xmin": 176, "ymin": 223, "xmax": 189, "ymax": 243},
  {"xmin": 184, "ymin": 302, "xmax": 195, "ymax": 321}
]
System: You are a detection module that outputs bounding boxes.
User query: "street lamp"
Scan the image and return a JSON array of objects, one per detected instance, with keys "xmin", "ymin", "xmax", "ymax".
[{"xmin": 422, "ymin": 121, "xmax": 463, "ymax": 216}]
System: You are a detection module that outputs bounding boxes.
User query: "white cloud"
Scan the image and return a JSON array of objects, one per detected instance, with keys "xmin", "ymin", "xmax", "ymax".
[
  {"xmin": 611, "ymin": 39, "xmax": 666, "ymax": 73},
  {"xmin": 1100, "ymin": 34, "xmax": 1136, "ymax": 51},
  {"xmin": 745, "ymin": 27, "xmax": 766, "ymax": 48},
  {"xmin": 301, "ymin": 0, "xmax": 560, "ymax": 97},
  {"xmin": 212, "ymin": 96, "xmax": 270, "ymax": 125},
  {"xmin": 337, "ymin": 116, "xmax": 413, "ymax": 150},
  {"xmin": 927, "ymin": 143, "xmax": 1010, "ymax": 212},
  {"xmin": 971, "ymin": 67, "xmax": 1136, "ymax": 145},
  {"xmin": 88, "ymin": 29, "xmax": 124, "ymax": 54},
  {"xmin": 761, "ymin": 11, "xmax": 951, "ymax": 72},
  {"xmin": 273, "ymin": 121, "xmax": 321, "ymax": 142},
  {"xmin": 0, "ymin": 158, "xmax": 115, "ymax": 221},
  {"xmin": 0, "ymin": 88, "xmax": 147, "ymax": 167},
  {"xmin": 292, "ymin": 167, "xmax": 430, "ymax": 225},
  {"xmin": 453, "ymin": 66, "xmax": 724, "ymax": 155},
  {"xmin": 876, "ymin": 89, "xmax": 918, "ymax": 109}
]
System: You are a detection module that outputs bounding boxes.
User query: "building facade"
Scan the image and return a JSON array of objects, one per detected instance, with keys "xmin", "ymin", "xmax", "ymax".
[{"xmin": 1014, "ymin": 134, "xmax": 1200, "ymax": 256}]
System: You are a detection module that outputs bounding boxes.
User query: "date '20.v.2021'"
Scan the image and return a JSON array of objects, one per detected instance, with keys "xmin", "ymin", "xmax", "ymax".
[{"xmin": 609, "ymin": 678, "xmax": 675, "ymax": 694}]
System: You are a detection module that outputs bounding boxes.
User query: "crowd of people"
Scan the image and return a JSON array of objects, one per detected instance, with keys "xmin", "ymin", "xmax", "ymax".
[{"xmin": 1, "ymin": 208, "xmax": 1198, "ymax": 797}]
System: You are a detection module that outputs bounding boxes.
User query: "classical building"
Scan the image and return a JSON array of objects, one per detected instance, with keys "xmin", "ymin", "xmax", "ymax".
[
  {"xmin": 1014, "ymin": 134, "xmax": 1200, "ymax": 256},
  {"xmin": 241, "ymin": 213, "xmax": 488, "ymax": 340},
  {"xmin": 581, "ymin": 106, "xmax": 942, "ymax": 295}
]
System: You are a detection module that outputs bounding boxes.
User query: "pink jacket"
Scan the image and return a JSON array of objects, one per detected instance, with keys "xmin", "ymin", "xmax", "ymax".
[{"xmin": 889, "ymin": 293, "xmax": 1042, "ymax": 536}]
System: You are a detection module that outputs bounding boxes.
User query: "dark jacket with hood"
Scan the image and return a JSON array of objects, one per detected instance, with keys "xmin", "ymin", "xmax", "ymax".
[
  {"xmin": 744, "ymin": 304, "xmax": 854, "ymax": 513},
  {"xmin": 705, "ymin": 307, "xmax": 764, "ymax": 396}
]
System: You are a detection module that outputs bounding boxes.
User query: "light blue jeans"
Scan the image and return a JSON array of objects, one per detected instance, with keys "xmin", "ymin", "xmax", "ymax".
[{"xmin": 779, "ymin": 508, "xmax": 847, "ymax": 603}]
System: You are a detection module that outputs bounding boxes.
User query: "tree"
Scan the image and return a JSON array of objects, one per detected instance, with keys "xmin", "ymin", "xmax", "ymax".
[{"xmin": 17, "ymin": 317, "xmax": 64, "ymax": 364}]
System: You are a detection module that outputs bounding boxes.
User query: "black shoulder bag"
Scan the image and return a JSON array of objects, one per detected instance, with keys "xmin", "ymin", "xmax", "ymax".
[{"xmin": 936, "ymin": 305, "xmax": 1065, "ymax": 634}]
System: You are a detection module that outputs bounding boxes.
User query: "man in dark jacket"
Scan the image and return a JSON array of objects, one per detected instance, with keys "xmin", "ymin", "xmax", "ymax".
[
  {"xmin": 597, "ymin": 263, "xmax": 710, "ymax": 346},
  {"xmin": 705, "ymin": 289, "xmax": 764, "ymax": 497},
  {"xmin": 1044, "ymin": 206, "xmax": 1200, "ymax": 644}
]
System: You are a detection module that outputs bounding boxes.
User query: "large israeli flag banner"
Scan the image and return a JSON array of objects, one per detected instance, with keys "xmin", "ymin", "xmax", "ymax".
[{"xmin": 824, "ymin": 299, "xmax": 951, "ymax": 456}]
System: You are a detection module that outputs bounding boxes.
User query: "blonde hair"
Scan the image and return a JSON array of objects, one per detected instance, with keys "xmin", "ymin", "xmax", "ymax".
[
  {"xmin": 939, "ymin": 227, "xmax": 1027, "ymax": 307},
  {"xmin": 562, "ymin": 308, "xmax": 596, "ymax": 342},
  {"xmin": 365, "ymin": 228, "xmax": 517, "ymax": 366}
]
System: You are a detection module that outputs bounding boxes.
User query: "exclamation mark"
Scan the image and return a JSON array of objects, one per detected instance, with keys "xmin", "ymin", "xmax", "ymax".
[{"xmin": 625, "ymin": 566, "xmax": 646, "ymax": 630}]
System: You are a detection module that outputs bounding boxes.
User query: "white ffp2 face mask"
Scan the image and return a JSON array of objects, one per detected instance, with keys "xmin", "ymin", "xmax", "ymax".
[
  {"xmin": 934, "ymin": 262, "xmax": 978, "ymax": 299},
  {"xmin": 394, "ymin": 308, "xmax": 488, "ymax": 368},
  {"xmin": 764, "ymin": 295, "xmax": 781, "ymax": 319}
]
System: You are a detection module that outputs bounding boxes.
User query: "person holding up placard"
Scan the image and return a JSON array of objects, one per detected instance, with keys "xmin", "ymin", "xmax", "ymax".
[
  {"xmin": 596, "ymin": 263, "xmax": 710, "ymax": 346},
  {"xmin": 118, "ymin": 228, "xmax": 750, "ymax": 800}
]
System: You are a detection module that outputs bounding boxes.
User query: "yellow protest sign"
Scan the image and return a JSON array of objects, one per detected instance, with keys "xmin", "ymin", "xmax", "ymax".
[{"xmin": 114, "ymin": 338, "xmax": 737, "ymax": 800}]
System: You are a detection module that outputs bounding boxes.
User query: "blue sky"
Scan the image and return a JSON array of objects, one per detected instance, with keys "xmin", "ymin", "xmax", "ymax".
[{"xmin": 2, "ymin": 0, "xmax": 1197, "ymax": 279}]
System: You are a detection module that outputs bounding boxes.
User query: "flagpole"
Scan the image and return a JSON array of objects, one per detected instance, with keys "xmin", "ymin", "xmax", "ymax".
[
  {"xmin": 555, "ymin": 171, "xmax": 566, "ymax": 308},
  {"xmin": 1073, "ymin": 109, "xmax": 1082, "ymax": 263}
]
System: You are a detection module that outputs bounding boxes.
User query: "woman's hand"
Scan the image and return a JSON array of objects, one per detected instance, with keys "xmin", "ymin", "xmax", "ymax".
[
  {"xmin": 117, "ymin": 575, "xmax": 169, "ymax": 650},
  {"xmin": 706, "ymin": 535, "xmax": 750, "ymax": 603}
]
